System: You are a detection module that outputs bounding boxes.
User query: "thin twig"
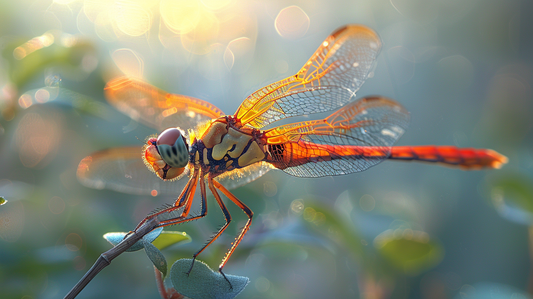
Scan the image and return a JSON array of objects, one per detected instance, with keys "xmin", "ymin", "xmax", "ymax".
[{"xmin": 64, "ymin": 217, "xmax": 160, "ymax": 299}]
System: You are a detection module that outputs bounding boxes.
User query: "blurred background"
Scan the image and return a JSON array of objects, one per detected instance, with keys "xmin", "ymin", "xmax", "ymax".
[{"xmin": 0, "ymin": 0, "xmax": 532, "ymax": 298}]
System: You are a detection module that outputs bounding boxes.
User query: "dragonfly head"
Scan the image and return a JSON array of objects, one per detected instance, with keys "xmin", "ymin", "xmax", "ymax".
[{"xmin": 142, "ymin": 128, "xmax": 189, "ymax": 181}]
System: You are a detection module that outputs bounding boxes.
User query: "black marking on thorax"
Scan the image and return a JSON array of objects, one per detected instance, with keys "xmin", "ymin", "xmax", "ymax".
[
  {"xmin": 198, "ymin": 138, "xmax": 258, "ymax": 174},
  {"xmin": 189, "ymin": 140, "xmax": 199, "ymax": 163}
]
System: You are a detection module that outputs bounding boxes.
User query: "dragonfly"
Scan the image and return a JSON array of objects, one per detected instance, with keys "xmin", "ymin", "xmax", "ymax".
[{"xmin": 77, "ymin": 24, "xmax": 507, "ymax": 280}]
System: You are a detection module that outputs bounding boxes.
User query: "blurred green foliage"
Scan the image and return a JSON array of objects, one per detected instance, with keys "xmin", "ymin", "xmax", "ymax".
[
  {"xmin": 374, "ymin": 229, "xmax": 443, "ymax": 275},
  {"xmin": 491, "ymin": 174, "xmax": 533, "ymax": 215},
  {"xmin": 2, "ymin": 37, "xmax": 96, "ymax": 89}
]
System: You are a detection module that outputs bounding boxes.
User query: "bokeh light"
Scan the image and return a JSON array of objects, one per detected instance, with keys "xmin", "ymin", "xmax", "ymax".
[
  {"xmin": 224, "ymin": 37, "xmax": 255, "ymax": 73},
  {"xmin": 263, "ymin": 181, "xmax": 277, "ymax": 197},
  {"xmin": 73, "ymin": 256, "xmax": 86, "ymax": 271},
  {"xmin": 13, "ymin": 32, "xmax": 55, "ymax": 60},
  {"xmin": 274, "ymin": 6, "xmax": 310, "ymax": 40},
  {"xmin": 34, "ymin": 89, "xmax": 50, "ymax": 103},
  {"xmin": 290, "ymin": 199, "xmax": 305, "ymax": 215},
  {"xmin": 255, "ymin": 276, "xmax": 270, "ymax": 292},
  {"xmin": 15, "ymin": 111, "xmax": 63, "ymax": 168},
  {"xmin": 180, "ymin": 10, "xmax": 220, "ymax": 55},
  {"xmin": 112, "ymin": 48, "xmax": 145, "ymax": 78},
  {"xmin": 436, "ymin": 55, "xmax": 474, "ymax": 91},
  {"xmin": 114, "ymin": 1, "xmax": 152, "ymax": 37},
  {"xmin": 387, "ymin": 46, "xmax": 415, "ymax": 85},
  {"xmin": 65, "ymin": 233, "xmax": 83, "ymax": 252},
  {"xmin": 359, "ymin": 194, "xmax": 375, "ymax": 212},
  {"xmin": 201, "ymin": 0, "xmax": 233, "ymax": 11},
  {"xmin": 48, "ymin": 196, "xmax": 66, "ymax": 215},
  {"xmin": 160, "ymin": 0, "xmax": 203, "ymax": 35},
  {"xmin": 18, "ymin": 94, "xmax": 33, "ymax": 109}
]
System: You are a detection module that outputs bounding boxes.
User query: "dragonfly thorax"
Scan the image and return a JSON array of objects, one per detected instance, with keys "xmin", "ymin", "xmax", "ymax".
[{"xmin": 194, "ymin": 117, "xmax": 266, "ymax": 173}]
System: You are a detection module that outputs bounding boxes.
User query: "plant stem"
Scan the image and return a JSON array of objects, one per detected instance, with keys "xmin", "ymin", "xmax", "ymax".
[
  {"xmin": 64, "ymin": 217, "xmax": 160, "ymax": 299},
  {"xmin": 154, "ymin": 265, "xmax": 183, "ymax": 299}
]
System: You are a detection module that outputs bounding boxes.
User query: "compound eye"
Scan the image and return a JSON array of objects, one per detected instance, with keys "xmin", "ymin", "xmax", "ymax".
[
  {"xmin": 156, "ymin": 128, "xmax": 189, "ymax": 168},
  {"xmin": 157, "ymin": 128, "xmax": 182, "ymax": 146}
]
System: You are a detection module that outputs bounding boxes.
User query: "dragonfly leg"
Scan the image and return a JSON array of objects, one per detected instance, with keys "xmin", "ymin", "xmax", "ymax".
[
  {"xmin": 133, "ymin": 169, "xmax": 199, "ymax": 232},
  {"xmin": 212, "ymin": 179, "xmax": 253, "ymax": 285},
  {"xmin": 155, "ymin": 174, "xmax": 208, "ymax": 228},
  {"xmin": 186, "ymin": 175, "xmax": 232, "ymax": 281}
]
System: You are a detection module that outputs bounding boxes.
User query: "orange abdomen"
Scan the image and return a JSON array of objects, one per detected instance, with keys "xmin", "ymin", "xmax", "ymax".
[
  {"xmin": 389, "ymin": 146, "xmax": 508, "ymax": 169},
  {"xmin": 266, "ymin": 141, "xmax": 507, "ymax": 172}
]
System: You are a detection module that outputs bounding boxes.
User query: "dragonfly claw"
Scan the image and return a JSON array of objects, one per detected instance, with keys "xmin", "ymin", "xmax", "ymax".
[
  {"xmin": 185, "ymin": 258, "xmax": 196, "ymax": 277},
  {"xmin": 219, "ymin": 269, "xmax": 233, "ymax": 290}
]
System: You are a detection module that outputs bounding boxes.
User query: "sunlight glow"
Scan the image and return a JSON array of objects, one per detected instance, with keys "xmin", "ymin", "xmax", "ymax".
[
  {"xmin": 54, "ymin": 0, "xmax": 78, "ymax": 4},
  {"xmin": 112, "ymin": 48, "xmax": 145, "ymax": 78},
  {"xmin": 160, "ymin": 0, "xmax": 202, "ymax": 35},
  {"xmin": 78, "ymin": 0, "xmax": 257, "ymax": 62},
  {"xmin": 115, "ymin": 1, "xmax": 152, "ymax": 36},
  {"xmin": 180, "ymin": 9, "xmax": 220, "ymax": 55},
  {"xmin": 201, "ymin": 0, "xmax": 233, "ymax": 10}
]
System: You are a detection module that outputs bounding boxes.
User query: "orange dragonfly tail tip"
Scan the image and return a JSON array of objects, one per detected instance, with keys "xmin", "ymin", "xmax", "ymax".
[
  {"xmin": 486, "ymin": 149, "xmax": 508, "ymax": 169},
  {"xmin": 388, "ymin": 146, "xmax": 508, "ymax": 170}
]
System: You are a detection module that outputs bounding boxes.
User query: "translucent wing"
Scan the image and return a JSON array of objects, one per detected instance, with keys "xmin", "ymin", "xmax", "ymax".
[
  {"xmin": 77, "ymin": 146, "xmax": 190, "ymax": 196},
  {"xmin": 105, "ymin": 77, "xmax": 224, "ymax": 131},
  {"xmin": 235, "ymin": 24, "xmax": 381, "ymax": 129},
  {"xmin": 263, "ymin": 96, "xmax": 409, "ymax": 177},
  {"xmin": 215, "ymin": 162, "xmax": 273, "ymax": 189}
]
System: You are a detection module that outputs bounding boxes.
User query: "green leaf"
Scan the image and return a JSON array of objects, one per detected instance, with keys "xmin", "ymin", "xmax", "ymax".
[
  {"xmin": 374, "ymin": 229, "xmax": 443, "ymax": 275},
  {"xmin": 103, "ymin": 232, "xmax": 145, "ymax": 252},
  {"xmin": 103, "ymin": 227, "xmax": 164, "ymax": 252},
  {"xmin": 143, "ymin": 227, "xmax": 164, "ymax": 244},
  {"xmin": 152, "ymin": 231, "xmax": 191, "ymax": 250},
  {"xmin": 170, "ymin": 259, "xmax": 249, "ymax": 299},
  {"xmin": 144, "ymin": 241, "xmax": 167, "ymax": 278},
  {"xmin": 103, "ymin": 232, "xmax": 126, "ymax": 247}
]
